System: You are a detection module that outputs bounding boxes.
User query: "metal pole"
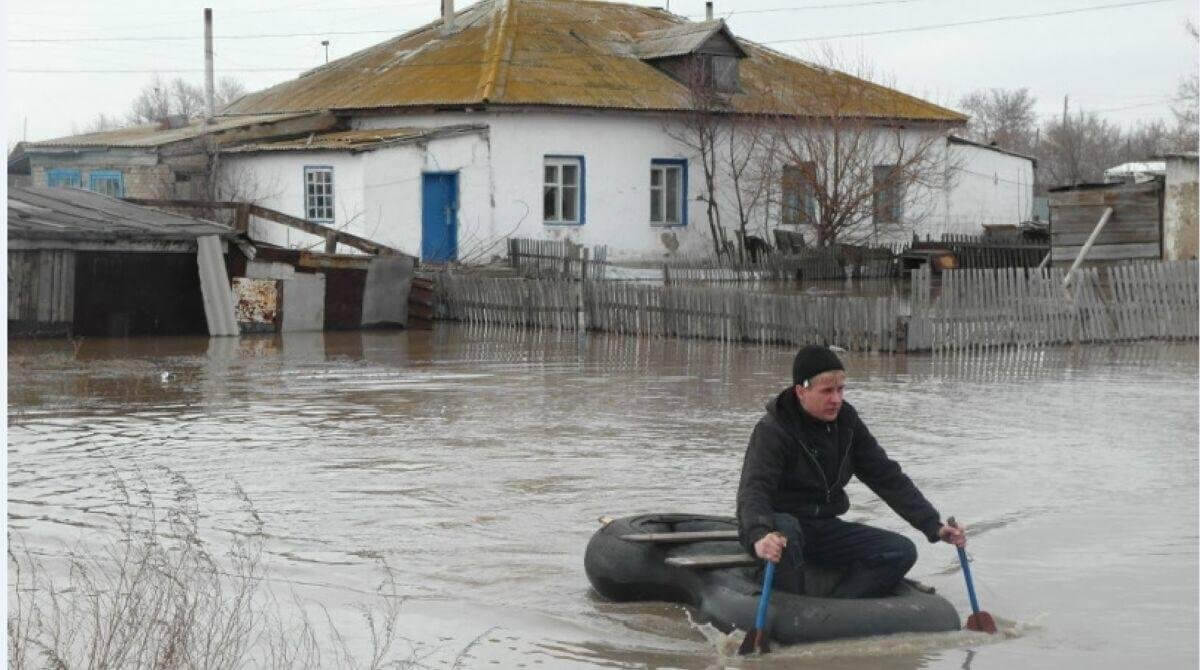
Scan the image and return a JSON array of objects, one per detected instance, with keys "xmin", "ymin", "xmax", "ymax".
[
  {"xmin": 321, "ymin": 40, "xmax": 329, "ymax": 64},
  {"xmin": 204, "ymin": 8, "xmax": 215, "ymax": 121}
]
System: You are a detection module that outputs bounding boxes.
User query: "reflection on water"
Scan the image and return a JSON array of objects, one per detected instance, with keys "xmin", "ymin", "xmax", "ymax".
[{"xmin": 8, "ymin": 327, "xmax": 1198, "ymax": 669}]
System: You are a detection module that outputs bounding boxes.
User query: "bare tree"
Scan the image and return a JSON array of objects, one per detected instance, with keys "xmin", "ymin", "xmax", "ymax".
[
  {"xmin": 720, "ymin": 115, "xmax": 777, "ymax": 262},
  {"xmin": 126, "ymin": 75, "xmax": 249, "ymax": 126},
  {"xmin": 957, "ymin": 88, "xmax": 1038, "ymax": 156},
  {"xmin": 1171, "ymin": 19, "xmax": 1199, "ymax": 150},
  {"xmin": 1039, "ymin": 110, "xmax": 1124, "ymax": 188},
  {"xmin": 766, "ymin": 50, "xmax": 953, "ymax": 246},
  {"xmin": 662, "ymin": 58, "xmax": 733, "ymax": 258}
]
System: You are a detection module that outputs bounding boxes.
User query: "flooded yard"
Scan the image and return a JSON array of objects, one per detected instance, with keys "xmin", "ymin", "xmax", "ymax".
[{"xmin": 7, "ymin": 327, "xmax": 1197, "ymax": 669}]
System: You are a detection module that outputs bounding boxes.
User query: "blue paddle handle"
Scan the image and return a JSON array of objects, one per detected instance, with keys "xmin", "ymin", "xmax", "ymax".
[
  {"xmin": 956, "ymin": 546, "xmax": 981, "ymax": 615},
  {"xmin": 754, "ymin": 561, "xmax": 776, "ymax": 630}
]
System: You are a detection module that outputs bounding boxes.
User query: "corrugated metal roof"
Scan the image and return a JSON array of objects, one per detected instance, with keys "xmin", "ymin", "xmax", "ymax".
[
  {"xmin": 224, "ymin": 0, "xmax": 965, "ymax": 123},
  {"xmin": 25, "ymin": 112, "xmax": 318, "ymax": 150},
  {"xmin": 220, "ymin": 123, "xmax": 487, "ymax": 153},
  {"xmin": 8, "ymin": 185, "xmax": 234, "ymax": 242},
  {"xmin": 633, "ymin": 20, "xmax": 744, "ymax": 60}
]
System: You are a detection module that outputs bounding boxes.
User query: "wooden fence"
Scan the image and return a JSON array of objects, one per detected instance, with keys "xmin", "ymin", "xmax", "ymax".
[
  {"xmin": 507, "ymin": 238, "xmax": 608, "ymax": 280},
  {"xmin": 437, "ymin": 261, "xmax": 1196, "ymax": 353},
  {"xmin": 907, "ymin": 260, "xmax": 1198, "ymax": 352},
  {"xmin": 438, "ymin": 273, "xmax": 904, "ymax": 351}
]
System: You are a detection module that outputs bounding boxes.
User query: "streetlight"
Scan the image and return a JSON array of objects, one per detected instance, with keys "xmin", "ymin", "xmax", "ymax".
[{"xmin": 321, "ymin": 40, "xmax": 329, "ymax": 64}]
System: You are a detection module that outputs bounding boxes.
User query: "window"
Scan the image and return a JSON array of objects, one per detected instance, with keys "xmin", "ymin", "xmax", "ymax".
[
  {"xmin": 89, "ymin": 170, "xmax": 124, "ymax": 198},
  {"xmin": 46, "ymin": 169, "xmax": 82, "ymax": 188},
  {"xmin": 304, "ymin": 166, "xmax": 334, "ymax": 221},
  {"xmin": 872, "ymin": 164, "xmax": 904, "ymax": 224},
  {"xmin": 781, "ymin": 163, "xmax": 817, "ymax": 227},
  {"xmin": 543, "ymin": 156, "xmax": 584, "ymax": 225},
  {"xmin": 650, "ymin": 159, "xmax": 687, "ymax": 226},
  {"xmin": 711, "ymin": 55, "xmax": 740, "ymax": 92}
]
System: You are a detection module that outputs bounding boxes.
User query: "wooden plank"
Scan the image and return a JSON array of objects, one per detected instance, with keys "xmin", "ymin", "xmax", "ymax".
[
  {"xmin": 664, "ymin": 554, "xmax": 757, "ymax": 569},
  {"xmin": 620, "ymin": 531, "xmax": 740, "ymax": 543},
  {"xmin": 1051, "ymin": 243, "xmax": 1161, "ymax": 262}
]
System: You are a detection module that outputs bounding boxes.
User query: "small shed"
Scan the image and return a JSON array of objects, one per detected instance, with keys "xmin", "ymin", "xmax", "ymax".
[
  {"xmin": 8, "ymin": 185, "xmax": 237, "ymax": 337},
  {"xmin": 1048, "ymin": 180, "xmax": 1162, "ymax": 267}
]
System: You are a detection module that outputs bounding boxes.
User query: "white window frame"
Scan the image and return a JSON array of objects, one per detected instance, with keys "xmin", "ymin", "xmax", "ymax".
[
  {"xmin": 543, "ymin": 156, "xmax": 583, "ymax": 225},
  {"xmin": 650, "ymin": 160, "xmax": 686, "ymax": 226},
  {"xmin": 304, "ymin": 166, "xmax": 335, "ymax": 222}
]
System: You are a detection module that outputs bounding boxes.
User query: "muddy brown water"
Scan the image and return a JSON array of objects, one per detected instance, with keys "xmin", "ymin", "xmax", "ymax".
[{"xmin": 7, "ymin": 327, "xmax": 1198, "ymax": 669}]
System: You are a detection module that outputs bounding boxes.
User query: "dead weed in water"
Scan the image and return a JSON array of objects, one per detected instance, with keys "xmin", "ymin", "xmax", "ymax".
[{"xmin": 7, "ymin": 469, "xmax": 419, "ymax": 669}]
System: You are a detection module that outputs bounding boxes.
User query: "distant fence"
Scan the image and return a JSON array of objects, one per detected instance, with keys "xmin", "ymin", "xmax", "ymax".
[
  {"xmin": 917, "ymin": 234, "xmax": 1047, "ymax": 269},
  {"xmin": 507, "ymin": 238, "xmax": 608, "ymax": 280},
  {"xmin": 907, "ymin": 260, "xmax": 1198, "ymax": 352}
]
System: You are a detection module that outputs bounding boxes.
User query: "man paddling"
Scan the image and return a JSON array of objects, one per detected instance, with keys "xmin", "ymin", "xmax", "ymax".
[{"xmin": 736, "ymin": 345, "xmax": 966, "ymax": 598}]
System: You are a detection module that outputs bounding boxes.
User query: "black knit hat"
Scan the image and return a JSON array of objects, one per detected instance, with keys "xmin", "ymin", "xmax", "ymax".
[{"xmin": 792, "ymin": 345, "xmax": 844, "ymax": 386}]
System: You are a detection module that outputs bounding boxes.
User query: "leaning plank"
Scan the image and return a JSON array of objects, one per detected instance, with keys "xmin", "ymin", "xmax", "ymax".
[
  {"xmin": 620, "ymin": 531, "xmax": 740, "ymax": 543},
  {"xmin": 665, "ymin": 554, "xmax": 757, "ymax": 569}
]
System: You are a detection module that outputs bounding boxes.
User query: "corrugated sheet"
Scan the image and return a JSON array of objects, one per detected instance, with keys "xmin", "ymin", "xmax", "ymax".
[
  {"xmin": 633, "ymin": 20, "xmax": 742, "ymax": 60},
  {"xmin": 8, "ymin": 185, "xmax": 234, "ymax": 242},
  {"xmin": 26, "ymin": 112, "xmax": 317, "ymax": 149},
  {"xmin": 220, "ymin": 123, "xmax": 487, "ymax": 153},
  {"xmin": 224, "ymin": 0, "xmax": 965, "ymax": 123}
]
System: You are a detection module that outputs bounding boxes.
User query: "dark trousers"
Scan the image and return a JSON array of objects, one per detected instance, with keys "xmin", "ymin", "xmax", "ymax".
[{"xmin": 770, "ymin": 512, "xmax": 917, "ymax": 598}]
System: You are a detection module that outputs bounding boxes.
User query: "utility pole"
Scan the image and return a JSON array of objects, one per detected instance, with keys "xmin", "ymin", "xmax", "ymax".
[
  {"xmin": 321, "ymin": 40, "xmax": 329, "ymax": 64},
  {"xmin": 204, "ymin": 8, "xmax": 215, "ymax": 122},
  {"xmin": 1061, "ymin": 94, "xmax": 1068, "ymax": 127}
]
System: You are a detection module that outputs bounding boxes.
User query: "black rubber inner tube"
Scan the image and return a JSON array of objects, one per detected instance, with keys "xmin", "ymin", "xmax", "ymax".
[{"xmin": 585, "ymin": 513, "xmax": 961, "ymax": 645}]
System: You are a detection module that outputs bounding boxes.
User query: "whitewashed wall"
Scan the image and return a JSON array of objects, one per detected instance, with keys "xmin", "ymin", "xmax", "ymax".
[
  {"xmin": 940, "ymin": 142, "xmax": 1035, "ymax": 238},
  {"xmin": 219, "ymin": 131, "xmax": 490, "ymax": 258}
]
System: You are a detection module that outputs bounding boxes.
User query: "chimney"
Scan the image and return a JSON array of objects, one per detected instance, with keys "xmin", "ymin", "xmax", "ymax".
[
  {"xmin": 441, "ymin": 0, "xmax": 455, "ymax": 36},
  {"xmin": 705, "ymin": 2, "xmax": 713, "ymax": 20},
  {"xmin": 204, "ymin": 8, "xmax": 215, "ymax": 122}
]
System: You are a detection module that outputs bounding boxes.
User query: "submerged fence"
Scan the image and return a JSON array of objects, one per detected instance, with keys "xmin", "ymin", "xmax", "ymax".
[
  {"xmin": 907, "ymin": 261, "xmax": 1198, "ymax": 352},
  {"xmin": 436, "ymin": 260, "xmax": 1197, "ymax": 352}
]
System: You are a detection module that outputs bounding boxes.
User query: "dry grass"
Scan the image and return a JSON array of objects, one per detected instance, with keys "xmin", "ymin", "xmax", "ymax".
[{"xmin": 7, "ymin": 469, "xmax": 422, "ymax": 669}]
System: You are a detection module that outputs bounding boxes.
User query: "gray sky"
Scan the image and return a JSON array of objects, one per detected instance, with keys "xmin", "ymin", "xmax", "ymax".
[{"xmin": 5, "ymin": 0, "xmax": 1197, "ymax": 145}]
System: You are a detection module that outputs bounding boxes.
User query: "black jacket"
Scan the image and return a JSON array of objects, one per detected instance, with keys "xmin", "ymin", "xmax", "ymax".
[{"xmin": 736, "ymin": 388, "xmax": 943, "ymax": 552}]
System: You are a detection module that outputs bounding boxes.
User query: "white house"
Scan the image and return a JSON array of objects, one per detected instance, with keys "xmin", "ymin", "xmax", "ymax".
[{"xmin": 22, "ymin": 0, "xmax": 1034, "ymax": 262}]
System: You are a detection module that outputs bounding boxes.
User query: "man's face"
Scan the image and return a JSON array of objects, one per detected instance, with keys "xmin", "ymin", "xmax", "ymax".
[{"xmin": 795, "ymin": 370, "xmax": 846, "ymax": 422}]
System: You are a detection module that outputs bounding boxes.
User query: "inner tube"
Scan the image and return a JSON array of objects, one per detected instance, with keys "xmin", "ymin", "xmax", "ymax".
[{"xmin": 585, "ymin": 513, "xmax": 960, "ymax": 644}]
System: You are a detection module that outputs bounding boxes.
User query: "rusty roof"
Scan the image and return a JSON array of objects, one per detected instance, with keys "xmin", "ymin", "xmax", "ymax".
[
  {"xmin": 224, "ymin": 0, "xmax": 965, "ymax": 123},
  {"xmin": 220, "ymin": 124, "xmax": 487, "ymax": 154},
  {"xmin": 24, "ymin": 112, "xmax": 319, "ymax": 150},
  {"xmin": 8, "ymin": 185, "xmax": 234, "ymax": 242}
]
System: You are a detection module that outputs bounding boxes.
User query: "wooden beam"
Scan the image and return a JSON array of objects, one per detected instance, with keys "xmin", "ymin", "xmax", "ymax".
[
  {"xmin": 664, "ymin": 554, "xmax": 757, "ymax": 569},
  {"xmin": 620, "ymin": 531, "xmax": 739, "ymax": 543},
  {"xmin": 123, "ymin": 198, "xmax": 242, "ymax": 210},
  {"xmin": 247, "ymin": 204, "xmax": 405, "ymax": 257},
  {"xmin": 211, "ymin": 111, "xmax": 342, "ymax": 148}
]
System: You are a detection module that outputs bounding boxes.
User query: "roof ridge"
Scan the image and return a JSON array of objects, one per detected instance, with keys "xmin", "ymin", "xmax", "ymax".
[{"xmin": 477, "ymin": 0, "xmax": 516, "ymax": 103}]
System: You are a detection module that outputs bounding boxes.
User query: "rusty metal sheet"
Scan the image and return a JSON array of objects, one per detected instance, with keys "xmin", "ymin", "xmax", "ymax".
[{"xmin": 232, "ymin": 277, "xmax": 279, "ymax": 333}]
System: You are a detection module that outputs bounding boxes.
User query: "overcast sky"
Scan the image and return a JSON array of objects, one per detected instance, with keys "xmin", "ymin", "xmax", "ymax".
[{"xmin": 4, "ymin": 0, "xmax": 1197, "ymax": 146}]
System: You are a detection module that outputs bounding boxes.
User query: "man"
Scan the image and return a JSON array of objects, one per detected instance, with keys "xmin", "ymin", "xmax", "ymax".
[{"xmin": 736, "ymin": 345, "xmax": 966, "ymax": 598}]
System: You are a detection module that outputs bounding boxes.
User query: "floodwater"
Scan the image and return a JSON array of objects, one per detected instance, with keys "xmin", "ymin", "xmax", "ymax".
[{"xmin": 7, "ymin": 327, "xmax": 1198, "ymax": 669}]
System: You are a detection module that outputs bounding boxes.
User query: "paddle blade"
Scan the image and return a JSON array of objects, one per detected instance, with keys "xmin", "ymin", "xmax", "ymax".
[
  {"xmin": 737, "ymin": 629, "xmax": 769, "ymax": 655},
  {"xmin": 966, "ymin": 611, "xmax": 998, "ymax": 634}
]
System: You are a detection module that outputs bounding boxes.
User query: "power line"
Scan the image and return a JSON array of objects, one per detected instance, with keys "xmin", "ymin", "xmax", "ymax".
[{"xmin": 761, "ymin": 0, "xmax": 1178, "ymax": 43}]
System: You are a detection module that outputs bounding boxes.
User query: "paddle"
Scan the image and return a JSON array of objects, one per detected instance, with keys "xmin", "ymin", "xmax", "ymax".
[
  {"xmin": 947, "ymin": 517, "xmax": 997, "ymax": 634},
  {"xmin": 737, "ymin": 560, "xmax": 775, "ymax": 655}
]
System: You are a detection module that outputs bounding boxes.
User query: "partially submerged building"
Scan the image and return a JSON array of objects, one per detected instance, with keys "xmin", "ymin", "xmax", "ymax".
[{"xmin": 21, "ymin": 0, "xmax": 1053, "ymax": 263}]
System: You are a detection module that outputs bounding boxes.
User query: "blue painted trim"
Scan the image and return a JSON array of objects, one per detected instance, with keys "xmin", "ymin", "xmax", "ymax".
[
  {"xmin": 46, "ymin": 168, "xmax": 82, "ymax": 188},
  {"xmin": 543, "ymin": 155, "xmax": 585, "ymax": 226},
  {"xmin": 88, "ymin": 170, "xmax": 124, "ymax": 197},
  {"xmin": 302, "ymin": 165, "xmax": 335, "ymax": 222},
  {"xmin": 650, "ymin": 158, "xmax": 688, "ymax": 227}
]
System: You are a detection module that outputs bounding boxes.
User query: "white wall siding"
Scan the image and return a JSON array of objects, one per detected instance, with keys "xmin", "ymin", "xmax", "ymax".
[{"xmin": 941, "ymin": 143, "xmax": 1035, "ymax": 238}]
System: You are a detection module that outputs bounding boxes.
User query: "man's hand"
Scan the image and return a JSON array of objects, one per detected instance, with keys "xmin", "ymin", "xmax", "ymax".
[
  {"xmin": 938, "ymin": 522, "xmax": 967, "ymax": 548},
  {"xmin": 753, "ymin": 531, "xmax": 787, "ymax": 563}
]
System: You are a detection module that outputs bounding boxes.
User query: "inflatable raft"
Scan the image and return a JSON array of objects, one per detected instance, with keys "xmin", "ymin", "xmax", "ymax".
[{"xmin": 585, "ymin": 513, "xmax": 960, "ymax": 645}]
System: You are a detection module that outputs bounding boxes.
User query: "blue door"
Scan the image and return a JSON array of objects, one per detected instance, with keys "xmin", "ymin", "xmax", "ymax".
[{"xmin": 421, "ymin": 173, "xmax": 458, "ymax": 263}]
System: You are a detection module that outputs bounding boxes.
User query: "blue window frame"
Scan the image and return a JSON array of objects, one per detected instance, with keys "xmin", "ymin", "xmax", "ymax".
[
  {"xmin": 46, "ymin": 169, "xmax": 82, "ymax": 188},
  {"xmin": 89, "ymin": 170, "xmax": 125, "ymax": 198},
  {"xmin": 304, "ymin": 166, "xmax": 335, "ymax": 221},
  {"xmin": 543, "ymin": 155, "xmax": 585, "ymax": 225},
  {"xmin": 650, "ymin": 158, "xmax": 687, "ymax": 226}
]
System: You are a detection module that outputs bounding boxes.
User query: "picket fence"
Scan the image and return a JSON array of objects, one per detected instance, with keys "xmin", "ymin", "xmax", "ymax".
[{"xmin": 436, "ymin": 260, "xmax": 1197, "ymax": 352}]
